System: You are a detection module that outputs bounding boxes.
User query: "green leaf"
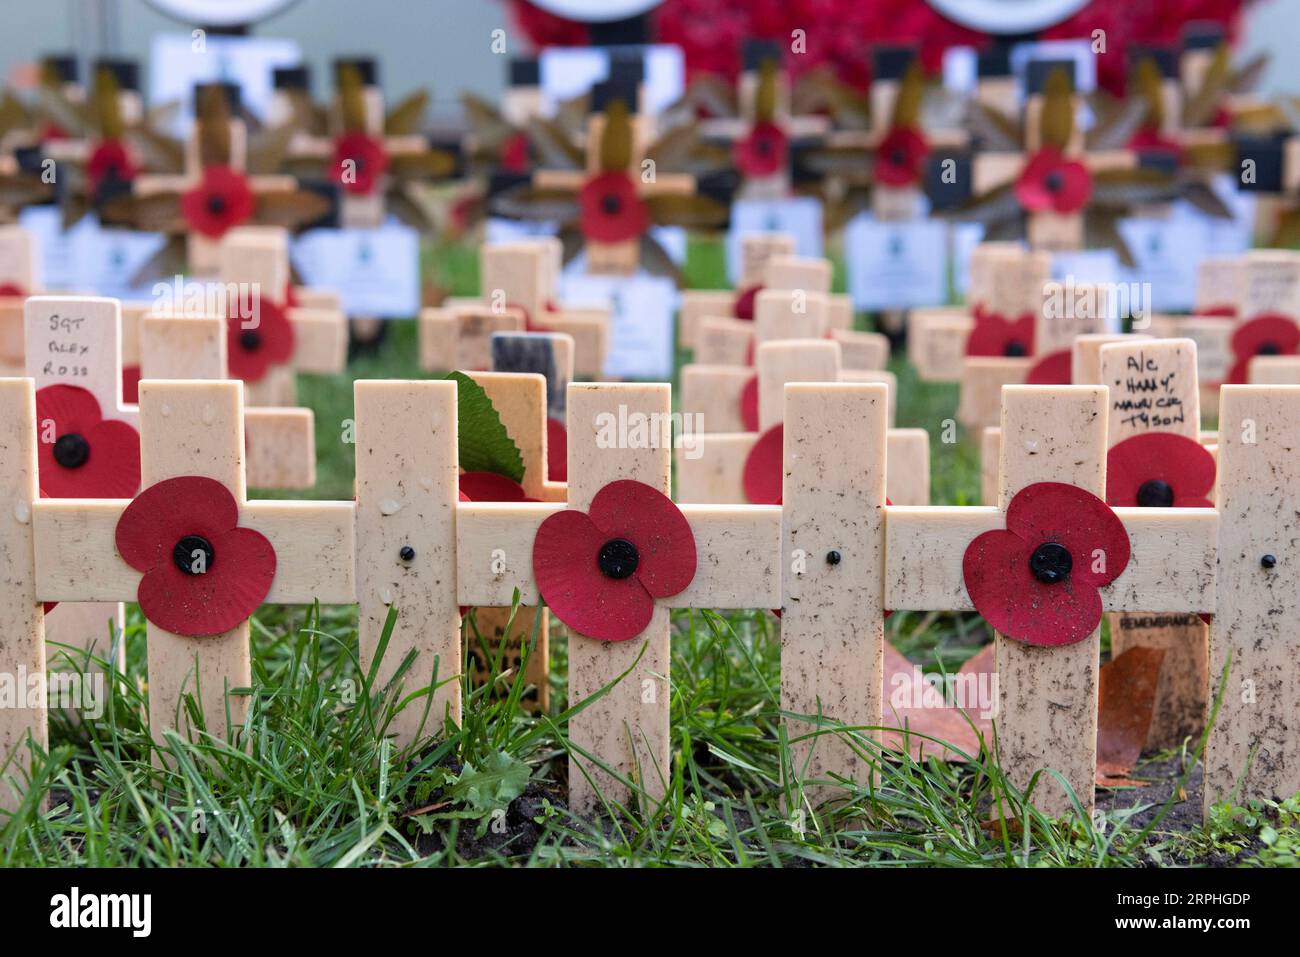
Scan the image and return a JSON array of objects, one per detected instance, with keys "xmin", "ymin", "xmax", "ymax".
[
  {"xmin": 447, "ymin": 751, "xmax": 530, "ymax": 815},
  {"xmin": 444, "ymin": 371, "xmax": 525, "ymax": 483}
]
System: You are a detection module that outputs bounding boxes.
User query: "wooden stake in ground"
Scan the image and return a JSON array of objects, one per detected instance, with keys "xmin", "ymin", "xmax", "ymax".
[{"xmin": 0, "ymin": 226, "xmax": 38, "ymax": 377}]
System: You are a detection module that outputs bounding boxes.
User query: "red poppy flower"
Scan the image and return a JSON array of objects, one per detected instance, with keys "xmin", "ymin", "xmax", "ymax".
[
  {"xmin": 1014, "ymin": 147, "xmax": 1092, "ymax": 214},
  {"xmin": 739, "ymin": 374, "xmax": 760, "ymax": 433},
  {"xmin": 734, "ymin": 284, "xmax": 762, "ymax": 321},
  {"xmin": 458, "ymin": 471, "xmax": 534, "ymax": 502},
  {"xmin": 965, "ymin": 306, "xmax": 1035, "ymax": 358},
  {"xmin": 1195, "ymin": 305, "xmax": 1235, "ymax": 319},
  {"xmin": 226, "ymin": 297, "xmax": 295, "ymax": 383},
  {"xmin": 501, "ymin": 131, "xmax": 532, "ymax": 173},
  {"xmin": 86, "ymin": 139, "xmax": 137, "ymax": 197},
  {"xmin": 34, "ymin": 385, "xmax": 141, "ymax": 499},
  {"xmin": 115, "ymin": 476, "xmax": 275, "ymax": 638},
  {"xmin": 532, "ymin": 479, "xmax": 696, "ymax": 641},
  {"xmin": 578, "ymin": 171, "xmax": 649, "ymax": 244},
  {"xmin": 963, "ymin": 482, "xmax": 1131, "ymax": 647},
  {"xmin": 1128, "ymin": 126, "xmax": 1182, "ymax": 163},
  {"xmin": 1025, "ymin": 349, "xmax": 1072, "ymax": 385},
  {"xmin": 546, "ymin": 417, "xmax": 567, "ymax": 483},
  {"xmin": 734, "ymin": 120, "xmax": 788, "ymax": 178},
  {"xmin": 1106, "ymin": 433, "xmax": 1216, "ymax": 509},
  {"xmin": 181, "ymin": 165, "xmax": 256, "ymax": 239},
  {"xmin": 875, "ymin": 125, "xmax": 929, "ymax": 187},
  {"xmin": 743, "ymin": 423, "xmax": 784, "ymax": 505},
  {"xmin": 333, "ymin": 132, "xmax": 390, "ymax": 195},
  {"xmin": 1227, "ymin": 314, "xmax": 1300, "ymax": 384},
  {"xmin": 0, "ymin": 282, "xmax": 27, "ymax": 297},
  {"xmin": 121, "ymin": 364, "xmax": 141, "ymax": 404}
]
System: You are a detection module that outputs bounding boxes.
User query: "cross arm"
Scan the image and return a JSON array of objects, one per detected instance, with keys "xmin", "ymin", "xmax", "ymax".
[
  {"xmin": 32, "ymin": 499, "xmax": 357, "ymax": 604},
  {"xmin": 455, "ymin": 501, "xmax": 781, "ymax": 609},
  {"xmin": 883, "ymin": 505, "xmax": 1218, "ymax": 613}
]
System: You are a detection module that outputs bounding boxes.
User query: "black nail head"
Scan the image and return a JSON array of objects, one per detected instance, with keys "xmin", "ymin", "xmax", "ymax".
[
  {"xmin": 207, "ymin": 194, "xmax": 227, "ymax": 215},
  {"xmin": 1261, "ymin": 554, "xmax": 1277, "ymax": 569},
  {"xmin": 52, "ymin": 433, "xmax": 90, "ymax": 469},
  {"xmin": 1004, "ymin": 340, "xmax": 1028, "ymax": 357},
  {"xmin": 240, "ymin": 329, "xmax": 262, "ymax": 351},
  {"xmin": 1044, "ymin": 171, "xmax": 1063, "ymax": 193},
  {"xmin": 1257, "ymin": 341, "xmax": 1281, "ymax": 356},
  {"xmin": 597, "ymin": 538, "xmax": 638, "ymax": 580},
  {"xmin": 826, "ymin": 550, "xmax": 842, "ymax": 565},
  {"xmin": 601, "ymin": 194, "xmax": 622, "ymax": 215},
  {"xmin": 1029, "ymin": 542, "xmax": 1072, "ymax": 584},
  {"xmin": 1136, "ymin": 479, "xmax": 1175, "ymax": 508},
  {"xmin": 174, "ymin": 534, "xmax": 215, "ymax": 575},
  {"xmin": 399, "ymin": 545, "xmax": 416, "ymax": 562}
]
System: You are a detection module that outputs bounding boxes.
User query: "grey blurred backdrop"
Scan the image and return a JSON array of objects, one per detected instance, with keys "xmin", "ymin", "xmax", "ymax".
[{"xmin": 1, "ymin": 0, "xmax": 1297, "ymax": 111}]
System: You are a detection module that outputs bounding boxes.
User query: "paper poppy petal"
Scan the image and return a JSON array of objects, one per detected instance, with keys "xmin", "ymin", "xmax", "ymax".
[
  {"xmin": 121, "ymin": 365, "xmax": 141, "ymax": 404},
  {"xmin": 743, "ymin": 424, "xmax": 784, "ymax": 505},
  {"xmin": 875, "ymin": 126, "xmax": 928, "ymax": 186},
  {"xmin": 136, "ymin": 526, "xmax": 275, "ymax": 637},
  {"xmin": 458, "ymin": 471, "xmax": 531, "ymax": 502},
  {"xmin": 533, "ymin": 508, "xmax": 655, "ymax": 641},
  {"xmin": 578, "ymin": 171, "xmax": 650, "ymax": 244},
  {"xmin": 1025, "ymin": 349, "xmax": 1072, "ymax": 385},
  {"xmin": 1229, "ymin": 314, "xmax": 1300, "ymax": 383},
  {"xmin": 73, "ymin": 419, "xmax": 142, "ymax": 498},
  {"xmin": 739, "ymin": 374, "xmax": 759, "ymax": 432},
  {"xmin": 734, "ymin": 285, "xmax": 761, "ymax": 321},
  {"xmin": 964, "ymin": 312, "xmax": 1035, "ymax": 357},
  {"xmin": 546, "ymin": 417, "xmax": 568, "ymax": 483},
  {"xmin": 35, "ymin": 383, "xmax": 103, "ymax": 434},
  {"xmin": 964, "ymin": 528, "xmax": 1104, "ymax": 646},
  {"xmin": 1005, "ymin": 482, "xmax": 1130, "ymax": 588},
  {"xmin": 115, "ymin": 475, "xmax": 240, "ymax": 572},
  {"xmin": 1106, "ymin": 432, "xmax": 1216, "ymax": 508},
  {"xmin": 1053, "ymin": 160, "xmax": 1092, "ymax": 212},
  {"xmin": 588, "ymin": 479, "xmax": 696, "ymax": 599},
  {"xmin": 734, "ymin": 121, "xmax": 787, "ymax": 178}
]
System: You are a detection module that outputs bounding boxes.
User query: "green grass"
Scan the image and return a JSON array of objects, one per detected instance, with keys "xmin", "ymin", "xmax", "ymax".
[{"xmin": 0, "ymin": 236, "xmax": 1292, "ymax": 867}]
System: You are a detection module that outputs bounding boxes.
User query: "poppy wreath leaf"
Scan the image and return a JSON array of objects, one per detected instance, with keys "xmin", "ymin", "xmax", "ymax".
[
  {"xmin": 755, "ymin": 57, "xmax": 778, "ymax": 123},
  {"xmin": 890, "ymin": 61, "xmax": 924, "ymax": 130},
  {"xmin": 384, "ymin": 90, "xmax": 429, "ymax": 136},
  {"xmin": 599, "ymin": 98, "xmax": 634, "ymax": 174},
  {"xmin": 525, "ymin": 116, "xmax": 585, "ymax": 170},
  {"xmin": 444, "ymin": 371, "xmax": 525, "ymax": 483},
  {"xmin": 1040, "ymin": 67, "xmax": 1074, "ymax": 152},
  {"xmin": 1183, "ymin": 44, "xmax": 1230, "ymax": 127}
]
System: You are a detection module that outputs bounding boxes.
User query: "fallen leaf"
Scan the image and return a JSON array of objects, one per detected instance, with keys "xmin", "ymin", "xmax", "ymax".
[{"xmin": 1096, "ymin": 646, "xmax": 1167, "ymax": 787}]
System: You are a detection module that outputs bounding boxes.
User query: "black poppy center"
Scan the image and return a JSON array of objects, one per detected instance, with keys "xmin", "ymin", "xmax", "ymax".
[
  {"xmin": 1004, "ymin": 340, "xmax": 1028, "ymax": 357},
  {"xmin": 240, "ymin": 329, "xmax": 263, "ymax": 351},
  {"xmin": 601, "ymin": 193, "xmax": 622, "ymax": 216},
  {"xmin": 1137, "ymin": 479, "xmax": 1175, "ymax": 508},
  {"xmin": 1257, "ymin": 341, "xmax": 1281, "ymax": 356},
  {"xmin": 1044, "ymin": 171, "xmax": 1064, "ymax": 193},
  {"xmin": 890, "ymin": 148, "xmax": 907, "ymax": 166},
  {"xmin": 597, "ymin": 538, "xmax": 639, "ymax": 580},
  {"xmin": 173, "ymin": 534, "xmax": 215, "ymax": 576},
  {"xmin": 1029, "ymin": 542, "xmax": 1072, "ymax": 584},
  {"xmin": 52, "ymin": 433, "xmax": 90, "ymax": 469},
  {"xmin": 206, "ymin": 193, "xmax": 227, "ymax": 216}
]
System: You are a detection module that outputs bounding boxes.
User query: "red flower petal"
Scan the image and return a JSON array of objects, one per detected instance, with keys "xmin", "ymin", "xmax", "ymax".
[
  {"xmin": 1025, "ymin": 349, "xmax": 1072, "ymax": 385},
  {"xmin": 965, "ymin": 310, "xmax": 1035, "ymax": 357},
  {"xmin": 734, "ymin": 120, "xmax": 788, "ymax": 178},
  {"xmin": 0, "ymin": 282, "xmax": 27, "ymax": 297},
  {"xmin": 34, "ymin": 385, "xmax": 141, "ymax": 499},
  {"xmin": 501, "ymin": 131, "xmax": 532, "ymax": 173},
  {"xmin": 743, "ymin": 423, "xmax": 784, "ymax": 505},
  {"xmin": 533, "ymin": 508, "xmax": 655, "ymax": 641},
  {"xmin": 734, "ymin": 284, "xmax": 762, "ymax": 321},
  {"xmin": 86, "ymin": 139, "xmax": 137, "ymax": 196},
  {"xmin": 333, "ymin": 132, "xmax": 390, "ymax": 195},
  {"xmin": 1007, "ymin": 483, "xmax": 1130, "ymax": 589},
  {"xmin": 1015, "ymin": 147, "xmax": 1092, "ymax": 214},
  {"xmin": 588, "ymin": 479, "xmax": 696, "ymax": 599},
  {"xmin": 1106, "ymin": 433, "xmax": 1216, "ymax": 508},
  {"xmin": 226, "ymin": 298, "xmax": 295, "ymax": 383},
  {"xmin": 1228, "ymin": 314, "xmax": 1300, "ymax": 384},
  {"xmin": 458, "ymin": 471, "xmax": 532, "ymax": 502},
  {"xmin": 739, "ymin": 374, "xmax": 759, "ymax": 432},
  {"xmin": 121, "ymin": 364, "xmax": 141, "ymax": 404},
  {"xmin": 115, "ymin": 476, "xmax": 239, "ymax": 572},
  {"xmin": 135, "ymin": 526, "xmax": 275, "ymax": 637},
  {"xmin": 181, "ymin": 165, "xmax": 256, "ymax": 239},
  {"xmin": 578, "ymin": 171, "xmax": 649, "ymax": 244},
  {"xmin": 875, "ymin": 125, "xmax": 928, "ymax": 187},
  {"xmin": 546, "ymin": 416, "xmax": 567, "ymax": 482}
]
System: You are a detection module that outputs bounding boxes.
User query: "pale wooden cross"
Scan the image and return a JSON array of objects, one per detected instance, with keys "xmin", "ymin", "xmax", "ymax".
[
  {"xmin": 424, "ymin": 238, "xmax": 609, "ymax": 377},
  {"xmin": 0, "ymin": 225, "xmax": 39, "ymax": 377},
  {"xmin": 678, "ymin": 233, "xmax": 796, "ymax": 352},
  {"xmin": 31, "ymin": 378, "xmax": 356, "ymax": 752},
  {"xmin": 677, "ymin": 335, "xmax": 929, "ymax": 509}
]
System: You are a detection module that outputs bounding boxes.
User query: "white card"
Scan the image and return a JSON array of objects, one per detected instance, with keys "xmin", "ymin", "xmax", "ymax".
[
  {"xmin": 484, "ymin": 217, "xmax": 559, "ymax": 245},
  {"xmin": 18, "ymin": 206, "xmax": 75, "ymax": 291},
  {"xmin": 80, "ymin": 223, "xmax": 169, "ymax": 302},
  {"xmin": 949, "ymin": 222, "xmax": 986, "ymax": 297},
  {"xmin": 1050, "ymin": 249, "xmax": 1119, "ymax": 286},
  {"xmin": 1194, "ymin": 174, "xmax": 1256, "ymax": 255},
  {"xmin": 562, "ymin": 225, "xmax": 686, "ymax": 279},
  {"xmin": 560, "ymin": 273, "xmax": 676, "ymax": 379},
  {"xmin": 149, "ymin": 33, "xmax": 303, "ymax": 136},
  {"xmin": 539, "ymin": 45, "xmax": 685, "ymax": 117},
  {"xmin": 1118, "ymin": 213, "xmax": 1211, "ymax": 312},
  {"xmin": 844, "ymin": 214, "xmax": 947, "ymax": 309},
  {"xmin": 726, "ymin": 198, "xmax": 824, "ymax": 285},
  {"xmin": 291, "ymin": 223, "xmax": 419, "ymax": 317}
]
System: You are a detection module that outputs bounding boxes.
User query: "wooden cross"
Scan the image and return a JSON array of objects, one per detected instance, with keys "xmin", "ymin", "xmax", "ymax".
[
  {"xmin": 423, "ymin": 238, "xmax": 609, "ymax": 377},
  {"xmin": 0, "ymin": 225, "xmax": 38, "ymax": 377},
  {"xmin": 678, "ymin": 233, "xmax": 796, "ymax": 352},
  {"xmin": 677, "ymin": 336, "xmax": 929, "ymax": 508},
  {"xmin": 31, "ymin": 378, "xmax": 356, "ymax": 751}
]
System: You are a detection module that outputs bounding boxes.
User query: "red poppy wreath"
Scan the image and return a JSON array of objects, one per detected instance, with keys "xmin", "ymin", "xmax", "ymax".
[
  {"xmin": 963, "ymin": 482, "xmax": 1130, "ymax": 647},
  {"xmin": 115, "ymin": 476, "xmax": 275, "ymax": 637},
  {"xmin": 532, "ymin": 479, "xmax": 696, "ymax": 641},
  {"xmin": 35, "ymin": 384, "xmax": 141, "ymax": 499}
]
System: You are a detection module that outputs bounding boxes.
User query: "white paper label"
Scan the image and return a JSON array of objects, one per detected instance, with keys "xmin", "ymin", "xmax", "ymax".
[
  {"xmin": 844, "ymin": 214, "xmax": 947, "ymax": 309},
  {"xmin": 560, "ymin": 273, "xmax": 676, "ymax": 379},
  {"xmin": 726, "ymin": 198, "xmax": 823, "ymax": 285},
  {"xmin": 292, "ymin": 223, "xmax": 419, "ymax": 317}
]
